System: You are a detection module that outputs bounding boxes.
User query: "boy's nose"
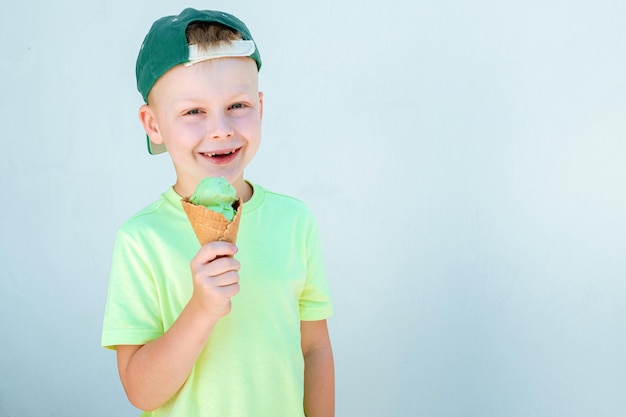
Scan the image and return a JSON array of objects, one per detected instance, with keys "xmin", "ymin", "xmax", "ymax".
[{"xmin": 207, "ymin": 113, "xmax": 234, "ymax": 139}]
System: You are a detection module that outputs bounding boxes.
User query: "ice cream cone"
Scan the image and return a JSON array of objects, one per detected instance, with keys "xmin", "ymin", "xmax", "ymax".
[{"xmin": 181, "ymin": 197, "xmax": 242, "ymax": 245}]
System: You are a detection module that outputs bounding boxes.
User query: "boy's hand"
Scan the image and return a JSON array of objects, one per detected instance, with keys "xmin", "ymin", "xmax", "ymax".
[{"xmin": 189, "ymin": 241, "xmax": 240, "ymax": 320}]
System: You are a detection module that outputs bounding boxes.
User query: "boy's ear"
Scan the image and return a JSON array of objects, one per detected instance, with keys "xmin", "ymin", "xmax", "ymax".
[
  {"xmin": 258, "ymin": 91, "xmax": 264, "ymax": 120},
  {"xmin": 139, "ymin": 104, "xmax": 163, "ymax": 145}
]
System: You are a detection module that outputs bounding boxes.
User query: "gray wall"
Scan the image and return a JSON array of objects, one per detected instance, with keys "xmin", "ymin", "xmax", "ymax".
[{"xmin": 1, "ymin": 1, "xmax": 625, "ymax": 416}]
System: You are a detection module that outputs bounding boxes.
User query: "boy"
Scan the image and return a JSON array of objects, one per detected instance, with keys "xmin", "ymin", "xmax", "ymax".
[{"xmin": 101, "ymin": 8, "xmax": 334, "ymax": 416}]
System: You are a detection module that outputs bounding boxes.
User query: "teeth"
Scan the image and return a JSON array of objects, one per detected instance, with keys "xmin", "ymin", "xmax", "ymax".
[{"xmin": 205, "ymin": 150, "xmax": 234, "ymax": 157}]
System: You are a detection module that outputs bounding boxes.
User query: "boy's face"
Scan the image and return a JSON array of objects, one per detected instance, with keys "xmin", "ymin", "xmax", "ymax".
[{"xmin": 140, "ymin": 57, "xmax": 263, "ymax": 198}]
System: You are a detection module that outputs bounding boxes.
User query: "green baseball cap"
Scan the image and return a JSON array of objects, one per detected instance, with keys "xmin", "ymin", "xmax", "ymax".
[{"xmin": 136, "ymin": 8, "xmax": 262, "ymax": 155}]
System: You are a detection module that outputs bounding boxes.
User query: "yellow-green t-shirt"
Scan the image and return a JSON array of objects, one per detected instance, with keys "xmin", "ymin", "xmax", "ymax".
[{"xmin": 101, "ymin": 183, "xmax": 333, "ymax": 416}]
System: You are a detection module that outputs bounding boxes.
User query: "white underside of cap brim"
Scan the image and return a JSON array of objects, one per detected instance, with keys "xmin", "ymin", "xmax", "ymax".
[{"xmin": 185, "ymin": 40, "xmax": 256, "ymax": 66}]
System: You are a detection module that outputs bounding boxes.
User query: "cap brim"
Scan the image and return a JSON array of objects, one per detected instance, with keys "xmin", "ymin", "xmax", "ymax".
[{"xmin": 147, "ymin": 135, "xmax": 167, "ymax": 155}]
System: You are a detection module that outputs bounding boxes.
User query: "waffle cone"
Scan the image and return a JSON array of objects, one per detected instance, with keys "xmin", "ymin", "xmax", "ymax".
[{"xmin": 181, "ymin": 198, "xmax": 242, "ymax": 245}]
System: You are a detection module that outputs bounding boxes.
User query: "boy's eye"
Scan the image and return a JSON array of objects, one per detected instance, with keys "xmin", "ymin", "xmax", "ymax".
[
  {"xmin": 186, "ymin": 109, "xmax": 202, "ymax": 115},
  {"xmin": 230, "ymin": 103, "xmax": 245, "ymax": 110}
]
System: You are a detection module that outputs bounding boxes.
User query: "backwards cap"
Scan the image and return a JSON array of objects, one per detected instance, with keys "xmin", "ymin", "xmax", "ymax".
[{"xmin": 136, "ymin": 8, "xmax": 262, "ymax": 155}]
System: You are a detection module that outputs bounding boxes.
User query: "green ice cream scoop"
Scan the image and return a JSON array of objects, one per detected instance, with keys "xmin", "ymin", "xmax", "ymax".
[{"xmin": 189, "ymin": 176, "xmax": 238, "ymax": 221}]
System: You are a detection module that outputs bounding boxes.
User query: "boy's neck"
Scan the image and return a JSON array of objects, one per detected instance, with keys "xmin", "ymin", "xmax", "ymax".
[{"xmin": 236, "ymin": 179, "xmax": 254, "ymax": 203}]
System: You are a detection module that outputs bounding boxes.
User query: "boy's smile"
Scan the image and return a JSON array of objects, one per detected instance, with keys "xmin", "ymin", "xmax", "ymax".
[
  {"xmin": 200, "ymin": 147, "xmax": 239, "ymax": 164},
  {"xmin": 140, "ymin": 57, "xmax": 263, "ymax": 201}
]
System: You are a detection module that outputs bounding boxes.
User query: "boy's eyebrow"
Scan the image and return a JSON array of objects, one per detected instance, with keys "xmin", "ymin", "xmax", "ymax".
[{"xmin": 173, "ymin": 89, "xmax": 258, "ymax": 105}]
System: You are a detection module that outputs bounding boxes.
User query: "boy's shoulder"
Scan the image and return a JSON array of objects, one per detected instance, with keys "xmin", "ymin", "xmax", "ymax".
[
  {"xmin": 251, "ymin": 183, "xmax": 314, "ymax": 217},
  {"xmin": 262, "ymin": 185, "xmax": 308, "ymax": 206},
  {"xmin": 116, "ymin": 189, "xmax": 178, "ymax": 236}
]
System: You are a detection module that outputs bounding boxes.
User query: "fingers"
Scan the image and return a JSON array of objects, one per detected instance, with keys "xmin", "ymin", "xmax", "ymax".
[
  {"xmin": 190, "ymin": 242, "xmax": 239, "ymax": 275},
  {"xmin": 194, "ymin": 255, "xmax": 240, "ymax": 278},
  {"xmin": 189, "ymin": 241, "xmax": 241, "ymax": 318},
  {"xmin": 192, "ymin": 241, "xmax": 238, "ymax": 266},
  {"xmin": 212, "ymin": 274, "xmax": 240, "ymax": 299}
]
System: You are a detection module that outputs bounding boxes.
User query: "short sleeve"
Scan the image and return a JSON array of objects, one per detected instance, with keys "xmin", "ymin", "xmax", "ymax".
[
  {"xmin": 101, "ymin": 230, "xmax": 164, "ymax": 349},
  {"xmin": 299, "ymin": 217, "xmax": 334, "ymax": 321}
]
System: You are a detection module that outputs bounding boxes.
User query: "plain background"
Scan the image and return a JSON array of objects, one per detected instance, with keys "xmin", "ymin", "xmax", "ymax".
[{"xmin": 1, "ymin": 1, "xmax": 625, "ymax": 416}]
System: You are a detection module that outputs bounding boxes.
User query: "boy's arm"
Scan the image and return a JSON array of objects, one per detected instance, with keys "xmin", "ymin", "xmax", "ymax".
[
  {"xmin": 116, "ymin": 241, "xmax": 240, "ymax": 412},
  {"xmin": 301, "ymin": 319, "xmax": 335, "ymax": 417}
]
